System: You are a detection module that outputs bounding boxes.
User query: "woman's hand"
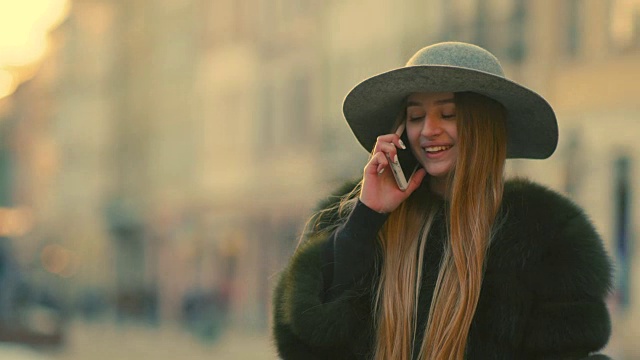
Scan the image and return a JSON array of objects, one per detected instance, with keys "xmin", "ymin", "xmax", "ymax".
[{"xmin": 360, "ymin": 134, "xmax": 427, "ymax": 213}]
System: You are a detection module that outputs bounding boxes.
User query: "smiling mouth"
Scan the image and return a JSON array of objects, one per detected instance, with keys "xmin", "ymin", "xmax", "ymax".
[{"xmin": 424, "ymin": 145, "xmax": 453, "ymax": 154}]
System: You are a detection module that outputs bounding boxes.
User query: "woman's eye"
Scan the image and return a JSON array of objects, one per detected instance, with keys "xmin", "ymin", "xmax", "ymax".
[
  {"xmin": 442, "ymin": 113, "xmax": 456, "ymax": 119},
  {"xmin": 408, "ymin": 114, "xmax": 425, "ymax": 121}
]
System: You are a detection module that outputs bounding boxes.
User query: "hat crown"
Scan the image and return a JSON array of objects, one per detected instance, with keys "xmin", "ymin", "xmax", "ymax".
[{"xmin": 406, "ymin": 42, "xmax": 505, "ymax": 77}]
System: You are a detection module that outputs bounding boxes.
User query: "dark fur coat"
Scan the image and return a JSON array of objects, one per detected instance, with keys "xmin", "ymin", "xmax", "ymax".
[{"xmin": 272, "ymin": 178, "xmax": 613, "ymax": 359}]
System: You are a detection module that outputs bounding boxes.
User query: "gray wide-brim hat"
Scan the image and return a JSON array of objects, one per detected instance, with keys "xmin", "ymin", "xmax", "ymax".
[{"xmin": 343, "ymin": 42, "xmax": 558, "ymax": 159}]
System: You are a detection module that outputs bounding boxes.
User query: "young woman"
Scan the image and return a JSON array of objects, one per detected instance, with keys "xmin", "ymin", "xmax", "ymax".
[{"xmin": 272, "ymin": 42, "xmax": 613, "ymax": 359}]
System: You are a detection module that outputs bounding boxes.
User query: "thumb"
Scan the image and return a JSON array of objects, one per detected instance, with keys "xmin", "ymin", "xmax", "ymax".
[{"xmin": 405, "ymin": 168, "xmax": 427, "ymax": 194}]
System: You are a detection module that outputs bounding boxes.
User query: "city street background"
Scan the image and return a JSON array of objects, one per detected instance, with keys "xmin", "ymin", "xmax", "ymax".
[{"xmin": 0, "ymin": 0, "xmax": 639, "ymax": 359}]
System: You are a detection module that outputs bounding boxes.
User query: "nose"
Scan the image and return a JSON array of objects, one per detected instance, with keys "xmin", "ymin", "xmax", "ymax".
[{"xmin": 421, "ymin": 115, "xmax": 443, "ymax": 138}]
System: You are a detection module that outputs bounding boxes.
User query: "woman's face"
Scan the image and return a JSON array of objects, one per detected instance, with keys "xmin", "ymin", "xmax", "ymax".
[{"xmin": 405, "ymin": 92, "xmax": 458, "ymax": 182}]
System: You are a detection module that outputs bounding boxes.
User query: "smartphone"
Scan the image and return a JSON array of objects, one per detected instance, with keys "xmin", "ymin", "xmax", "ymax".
[{"xmin": 386, "ymin": 123, "xmax": 420, "ymax": 191}]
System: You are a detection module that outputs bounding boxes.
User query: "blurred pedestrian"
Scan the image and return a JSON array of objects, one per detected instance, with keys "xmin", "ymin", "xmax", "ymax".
[{"xmin": 272, "ymin": 42, "xmax": 613, "ymax": 359}]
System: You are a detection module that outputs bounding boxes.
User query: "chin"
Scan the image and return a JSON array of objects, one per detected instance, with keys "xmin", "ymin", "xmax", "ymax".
[
  {"xmin": 427, "ymin": 172, "xmax": 449, "ymax": 180},
  {"xmin": 424, "ymin": 165, "xmax": 453, "ymax": 179}
]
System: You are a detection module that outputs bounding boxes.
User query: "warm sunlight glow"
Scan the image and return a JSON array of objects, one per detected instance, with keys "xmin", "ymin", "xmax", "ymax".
[
  {"xmin": 0, "ymin": 69, "xmax": 17, "ymax": 100},
  {"xmin": 0, "ymin": 0, "xmax": 70, "ymax": 97},
  {"xmin": 0, "ymin": 33, "xmax": 48, "ymax": 66}
]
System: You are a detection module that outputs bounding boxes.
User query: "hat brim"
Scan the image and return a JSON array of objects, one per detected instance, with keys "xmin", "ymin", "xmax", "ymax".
[{"xmin": 342, "ymin": 65, "xmax": 558, "ymax": 159}]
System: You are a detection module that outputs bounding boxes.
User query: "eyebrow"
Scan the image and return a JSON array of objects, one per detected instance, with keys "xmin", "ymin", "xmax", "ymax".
[{"xmin": 406, "ymin": 98, "xmax": 455, "ymax": 108}]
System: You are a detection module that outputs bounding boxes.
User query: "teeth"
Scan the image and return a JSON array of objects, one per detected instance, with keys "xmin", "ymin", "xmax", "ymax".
[{"xmin": 424, "ymin": 145, "xmax": 451, "ymax": 152}]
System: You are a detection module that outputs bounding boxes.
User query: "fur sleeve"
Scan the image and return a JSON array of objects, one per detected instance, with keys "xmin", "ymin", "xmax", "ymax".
[
  {"xmin": 521, "ymin": 209, "xmax": 613, "ymax": 358},
  {"xmin": 272, "ymin": 179, "xmax": 375, "ymax": 359},
  {"xmin": 272, "ymin": 233, "xmax": 374, "ymax": 359}
]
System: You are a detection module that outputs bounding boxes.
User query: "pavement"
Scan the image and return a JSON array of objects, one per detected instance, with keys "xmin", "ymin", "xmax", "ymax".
[{"xmin": 1, "ymin": 319, "xmax": 277, "ymax": 360}]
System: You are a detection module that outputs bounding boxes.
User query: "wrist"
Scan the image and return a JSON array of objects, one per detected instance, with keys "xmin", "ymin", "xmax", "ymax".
[
  {"xmin": 358, "ymin": 196, "xmax": 390, "ymax": 215},
  {"xmin": 358, "ymin": 196, "xmax": 388, "ymax": 214},
  {"xmin": 352, "ymin": 199, "xmax": 391, "ymax": 226}
]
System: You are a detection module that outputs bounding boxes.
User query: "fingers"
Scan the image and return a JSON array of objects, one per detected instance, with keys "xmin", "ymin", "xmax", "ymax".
[
  {"xmin": 365, "ymin": 133, "xmax": 410, "ymax": 179},
  {"xmin": 372, "ymin": 134, "xmax": 406, "ymax": 168},
  {"xmin": 365, "ymin": 151, "xmax": 389, "ymax": 175},
  {"xmin": 374, "ymin": 134, "xmax": 406, "ymax": 153}
]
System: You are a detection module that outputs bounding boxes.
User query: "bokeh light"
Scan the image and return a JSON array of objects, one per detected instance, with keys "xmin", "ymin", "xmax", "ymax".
[
  {"xmin": 0, "ymin": 206, "xmax": 34, "ymax": 237},
  {"xmin": 41, "ymin": 243, "xmax": 77, "ymax": 278},
  {"xmin": 0, "ymin": 0, "xmax": 70, "ymax": 99}
]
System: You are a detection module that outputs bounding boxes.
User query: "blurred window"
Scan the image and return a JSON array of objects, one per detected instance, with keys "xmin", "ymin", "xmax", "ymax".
[
  {"xmin": 278, "ymin": 0, "xmax": 312, "ymax": 25},
  {"xmin": 454, "ymin": 0, "xmax": 479, "ymax": 25},
  {"xmin": 563, "ymin": 129, "xmax": 584, "ymax": 196},
  {"xmin": 208, "ymin": 0, "xmax": 253, "ymax": 43},
  {"xmin": 257, "ymin": 83, "xmax": 276, "ymax": 149},
  {"xmin": 566, "ymin": 0, "xmax": 582, "ymax": 57},
  {"xmin": 289, "ymin": 71, "xmax": 311, "ymax": 143},
  {"xmin": 442, "ymin": 0, "xmax": 478, "ymax": 40},
  {"xmin": 488, "ymin": 0, "xmax": 517, "ymax": 20},
  {"xmin": 487, "ymin": 0, "xmax": 526, "ymax": 62},
  {"xmin": 445, "ymin": 0, "xmax": 526, "ymax": 63},
  {"xmin": 609, "ymin": 0, "xmax": 640, "ymax": 50},
  {"xmin": 613, "ymin": 154, "xmax": 632, "ymax": 309}
]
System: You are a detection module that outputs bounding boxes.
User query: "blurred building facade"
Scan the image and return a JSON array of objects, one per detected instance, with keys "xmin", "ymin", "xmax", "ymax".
[
  {"xmin": 0, "ymin": 0, "xmax": 638, "ymax": 357},
  {"xmin": 1, "ymin": 0, "xmax": 331, "ymax": 337}
]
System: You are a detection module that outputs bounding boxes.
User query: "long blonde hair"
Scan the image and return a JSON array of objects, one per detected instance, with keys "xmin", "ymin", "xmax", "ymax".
[{"xmin": 372, "ymin": 92, "xmax": 508, "ymax": 360}]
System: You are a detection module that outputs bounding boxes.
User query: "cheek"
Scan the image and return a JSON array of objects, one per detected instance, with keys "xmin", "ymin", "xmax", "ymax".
[
  {"xmin": 447, "ymin": 123, "xmax": 458, "ymax": 141},
  {"xmin": 406, "ymin": 125, "xmax": 421, "ymax": 145}
]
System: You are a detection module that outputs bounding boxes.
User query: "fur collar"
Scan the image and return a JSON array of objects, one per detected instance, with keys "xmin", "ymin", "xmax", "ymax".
[{"xmin": 273, "ymin": 177, "xmax": 613, "ymax": 359}]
